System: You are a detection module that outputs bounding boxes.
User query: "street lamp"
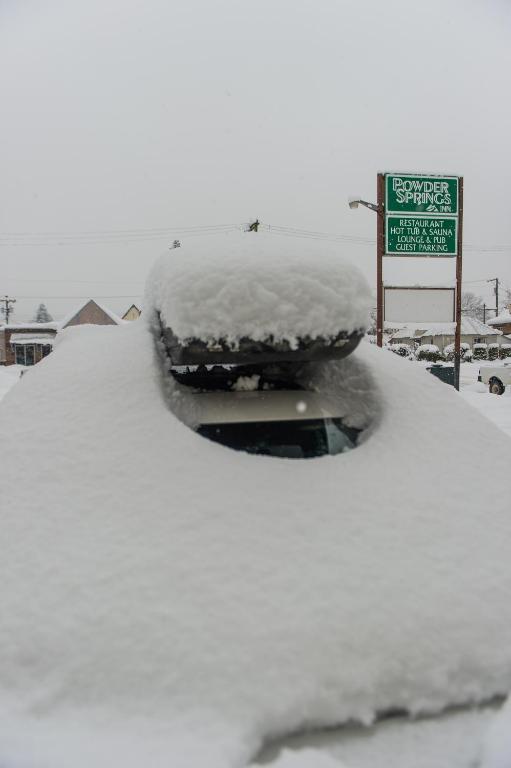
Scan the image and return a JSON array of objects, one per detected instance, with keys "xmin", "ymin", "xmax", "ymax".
[
  {"xmin": 348, "ymin": 197, "xmax": 381, "ymax": 214},
  {"xmin": 348, "ymin": 189, "xmax": 385, "ymax": 347}
]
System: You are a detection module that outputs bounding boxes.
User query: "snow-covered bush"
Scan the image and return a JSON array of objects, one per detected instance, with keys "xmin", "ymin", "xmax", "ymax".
[
  {"xmin": 388, "ymin": 343, "xmax": 412, "ymax": 358},
  {"xmin": 443, "ymin": 343, "xmax": 454, "ymax": 361},
  {"xmin": 416, "ymin": 344, "xmax": 441, "ymax": 362},
  {"xmin": 473, "ymin": 343, "xmax": 488, "ymax": 360},
  {"xmin": 444, "ymin": 342, "xmax": 471, "ymax": 362},
  {"xmin": 500, "ymin": 344, "xmax": 511, "ymax": 359},
  {"xmin": 488, "ymin": 343, "xmax": 500, "ymax": 361}
]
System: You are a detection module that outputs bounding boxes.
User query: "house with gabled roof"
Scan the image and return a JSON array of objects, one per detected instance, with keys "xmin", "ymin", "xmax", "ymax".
[
  {"xmin": 388, "ymin": 317, "xmax": 504, "ymax": 353},
  {"xmin": 61, "ymin": 299, "xmax": 123, "ymax": 328},
  {"xmin": 122, "ymin": 304, "xmax": 141, "ymax": 322}
]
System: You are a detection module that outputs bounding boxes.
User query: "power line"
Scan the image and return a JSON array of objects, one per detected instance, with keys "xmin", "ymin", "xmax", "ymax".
[
  {"xmin": 4, "ymin": 278, "xmax": 144, "ymax": 284},
  {"xmin": 0, "ymin": 223, "xmax": 238, "ymax": 237},
  {"xmin": 0, "ymin": 224, "xmax": 241, "ymax": 247},
  {"xmin": 0, "ymin": 219, "xmax": 511, "ymax": 252},
  {"xmin": 11, "ymin": 294, "xmax": 142, "ymax": 300}
]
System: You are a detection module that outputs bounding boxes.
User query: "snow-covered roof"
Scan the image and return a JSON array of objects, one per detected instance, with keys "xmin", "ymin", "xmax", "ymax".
[
  {"xmin": 10, "ymin": 333, "xmax": 55, "ymax": 346},
  {"xmin": 1, "ymin": 321, "xmax": 59, "ymax": 332},
  {"xmin": 122, "ymin": 303, "xmax": 141, "ymax": 315},
  {"xmin": 389, "ymin": 317, "xmax": 502, "ymax": 340},
  {"xmin": 145, "ymin": 232, "xmax": 372, "ymax": 346},
  {"xmin": 1, "ymin": 321, "xmax": 511, "ymax": 766},
  {"xmin": 487, "ymin": 309, "xmax": 511, "ymax": 326}
]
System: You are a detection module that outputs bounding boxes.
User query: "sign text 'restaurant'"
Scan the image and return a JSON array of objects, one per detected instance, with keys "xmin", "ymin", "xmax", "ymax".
[{"xmin": 386, "ymin": 216, "xmax": 457, "ymax": 256}]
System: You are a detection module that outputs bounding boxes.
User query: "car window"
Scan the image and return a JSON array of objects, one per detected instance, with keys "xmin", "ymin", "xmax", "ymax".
[{"xmin": 197, "ymin": 417, "xmax": 359, "ymax": 459}]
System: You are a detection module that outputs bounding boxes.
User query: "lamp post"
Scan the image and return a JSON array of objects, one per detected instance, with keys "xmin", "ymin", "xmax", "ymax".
[{"xmin": 348, "ymin": 175, "xmax": 385, "ymax": 347}]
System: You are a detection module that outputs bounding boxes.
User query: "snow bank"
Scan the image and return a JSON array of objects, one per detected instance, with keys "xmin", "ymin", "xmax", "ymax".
[
  {"xmin": 1, "ymin": 321, "xmax": 511, "ymax": 766},
  {"xmin": 261, "ymin": 748, "xmax": 348, "ymax": 767},
  {"xmin": 260, "ymin": 705, "xmax": 498, "ymax": 768},
  {"xmin": 145, "ymin": 232, "xmax": 371, "ymax": 346},
  {"xmin": 482, "ymin": 696, "xmax": 511, "ymax": 768},
  {"xmin": 0, "ymin": 365, "xmax": 22, "ymax": 402}
]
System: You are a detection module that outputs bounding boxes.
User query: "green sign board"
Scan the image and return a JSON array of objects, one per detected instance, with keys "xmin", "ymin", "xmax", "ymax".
[
  {"xmin": 386, "ymin": 216, "xmax": 457, "ymax": 256},
  {"xmin": 386, "ymin": 174, "xmax": 458, "ymax": 215}
]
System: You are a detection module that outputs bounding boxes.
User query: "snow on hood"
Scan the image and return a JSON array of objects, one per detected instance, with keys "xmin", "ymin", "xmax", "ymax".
[
  {"xmin": 1, "ymin": 321, "xmax": 511, "ymax": 768},
  {"xmin": 145, "ymin": 232, "xmax": 372, "ymax": 346}
]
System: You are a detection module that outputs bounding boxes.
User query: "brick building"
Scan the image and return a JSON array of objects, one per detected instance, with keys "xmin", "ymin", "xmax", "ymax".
[{"xmin": 0, "ymin": 323, "xmax": 58, "ymax": 366}]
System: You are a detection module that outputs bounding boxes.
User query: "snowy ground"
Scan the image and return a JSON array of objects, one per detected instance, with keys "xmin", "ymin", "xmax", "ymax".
[
  {"xmin": 456, "ymin": 362, "xmax": 511, "ymax": 439},
  {"xmin": 0, "ymin": 365, "xmax": 22, "ymax": 402}
]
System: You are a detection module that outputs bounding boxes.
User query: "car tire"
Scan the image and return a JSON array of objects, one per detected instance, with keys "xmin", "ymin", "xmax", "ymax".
[{"xmin": 489, "ymin": 378, "xmax": 505, "ymax": 395}]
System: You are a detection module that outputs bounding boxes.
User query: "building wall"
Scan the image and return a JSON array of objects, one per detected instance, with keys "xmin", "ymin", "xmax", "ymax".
[
  {"xmin": 64, "ymin": 301, "xmax": 117, "ymax": 327},
  {"xmin": 0, "ymin": 330, "xmax": 6, "ymax": 365},
  {"xmin": 122, "ymin": 305, "xmax": 141, "ymax": 321},
  {"xmin": 2, "ymin": 328, "xmax": 57, "ymax": 365},
  {"xmin": 491, "ymin": 321, "xmax": 511, "ymax": 335}
]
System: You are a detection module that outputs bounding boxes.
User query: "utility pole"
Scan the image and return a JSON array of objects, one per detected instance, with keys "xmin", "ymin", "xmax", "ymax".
[
  {"xmin": 483, "ymin": 304, "xmax": 486, "ymax": 324},
  {"xmin": 453, "ymin": 178, "xmax": 463, "ymax": 392},
  {"xmin": 0, "ymin": 296, "xmax": 16, "ymax": 325},
  {"xmin": 487, "ymin": 278, "xmax": 499, "ymax": 318}
]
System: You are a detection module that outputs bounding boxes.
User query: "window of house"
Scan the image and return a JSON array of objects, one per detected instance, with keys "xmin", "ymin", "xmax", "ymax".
[
  {"xmin": 474, "ymin": 337, "xmax": 486, "ymax": 344},
  {"xmin": 41, "ymin": 345, "xmax": 52, "ymax": 358},
  {"xmin": 25, "ymin": 345, "xmax": 35, "ymax": 366},
  {"xmin": 13, "ymin": 345, "xmax": 37, "ymax": 365},
  {"xmin": 14, "ymin": 346, "xmax": 25, "ymax": 365}
]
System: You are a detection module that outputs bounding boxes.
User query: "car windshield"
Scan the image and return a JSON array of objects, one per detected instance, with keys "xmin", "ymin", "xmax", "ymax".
[{"xmin": 197, "ymin": 417, "xmax": 359, "ymax": 459}]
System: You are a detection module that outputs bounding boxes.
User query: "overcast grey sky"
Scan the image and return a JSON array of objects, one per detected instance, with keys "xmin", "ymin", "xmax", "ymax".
[{"xmin": 1, "ymin": 0, "xmax": 511, "ymax": 320}]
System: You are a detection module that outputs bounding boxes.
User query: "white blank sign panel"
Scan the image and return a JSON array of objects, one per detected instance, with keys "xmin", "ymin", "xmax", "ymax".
[{"xmin": 384, "ymin": 287, "xmax": 455, "ymax": 323}]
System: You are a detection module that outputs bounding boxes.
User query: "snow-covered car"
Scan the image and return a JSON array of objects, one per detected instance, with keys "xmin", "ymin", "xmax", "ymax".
[
  {"xmin": 478, "ymin": 362, "xmax": 511, "ymax": 394},
  {"xmin": 1, "ymin": 234, "xmax": 511, "ymax": 768}
]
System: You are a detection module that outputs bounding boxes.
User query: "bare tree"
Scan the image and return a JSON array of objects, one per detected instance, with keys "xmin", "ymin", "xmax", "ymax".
[{"xmin": 461, "ymin": 292, "xmax": 485, "ymax": 322}]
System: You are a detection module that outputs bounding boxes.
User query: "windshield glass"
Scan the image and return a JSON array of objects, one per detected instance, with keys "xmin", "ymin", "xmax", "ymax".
[{"xmin": 197, "ymin": 417, "xmax": 359, "ymax": 459}]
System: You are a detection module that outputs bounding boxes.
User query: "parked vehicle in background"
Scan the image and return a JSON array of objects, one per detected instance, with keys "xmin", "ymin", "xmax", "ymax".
[{"xmin": 478, "ymin": 362, "xmax": 511, "ymax": 394}]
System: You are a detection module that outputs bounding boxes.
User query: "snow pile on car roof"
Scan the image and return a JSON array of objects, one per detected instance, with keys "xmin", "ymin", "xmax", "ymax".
[
  {"xmin": 145, "ymin": 232, "xmax": 371, "ymax": 345},
  {"xmin": 1, "ymin": 322, "xmax": 511, "ymax": 768}
]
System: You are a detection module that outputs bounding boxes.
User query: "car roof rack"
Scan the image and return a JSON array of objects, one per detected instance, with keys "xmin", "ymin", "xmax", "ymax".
[{"xmin": 159, "ymin": 315, "xmax": 364, "ymax": 366}]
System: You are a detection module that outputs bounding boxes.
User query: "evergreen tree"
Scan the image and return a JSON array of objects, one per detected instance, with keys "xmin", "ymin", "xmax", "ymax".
[{"xmin": 33, "ymin": 303, "xmax": 53, "ymax": 323}]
